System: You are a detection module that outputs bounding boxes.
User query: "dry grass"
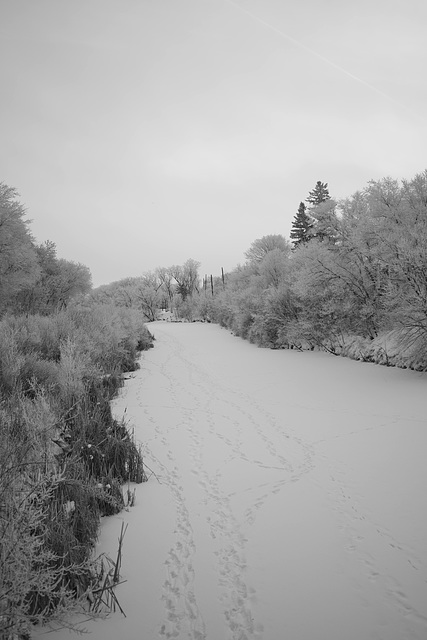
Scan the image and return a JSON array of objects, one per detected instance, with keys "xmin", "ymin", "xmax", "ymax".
[{"xmin": 0, "ymin": 303, "xmax": 154, "ymax": 638}]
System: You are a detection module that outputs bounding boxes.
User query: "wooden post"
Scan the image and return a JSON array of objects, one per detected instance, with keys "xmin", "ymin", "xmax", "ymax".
[
  {"xmin": 221, "ymin": 267, "xmax": 225, "ymax": 289},
  {"xmin": 210, "ymin": 274, "xmax": 214, "ymax": 297}
]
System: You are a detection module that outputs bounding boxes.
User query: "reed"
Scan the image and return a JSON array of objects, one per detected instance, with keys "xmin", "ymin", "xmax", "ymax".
[{"xmin": 0, "ymin": 302, "xmax": 154, "ymax": 638}]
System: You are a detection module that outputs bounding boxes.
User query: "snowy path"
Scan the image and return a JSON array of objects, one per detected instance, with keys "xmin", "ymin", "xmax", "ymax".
[{"xmin": 47, "ymin": 322, "xmax": 427, "ymax": 640}]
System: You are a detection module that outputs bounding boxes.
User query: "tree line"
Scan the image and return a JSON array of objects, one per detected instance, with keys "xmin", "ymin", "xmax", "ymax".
[
  {"xmin": 0, "ymin": 183, "xmax": 92, "ymax": 317},
  {"xmin": 97, "ymin": 170, "xmax": 427, "ymax": 371}
]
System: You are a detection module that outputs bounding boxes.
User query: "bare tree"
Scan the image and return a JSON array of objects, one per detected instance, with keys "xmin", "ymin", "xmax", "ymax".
[{"xmin": 168, "ymin": 259, "xmax": 200, "ymax": 300}]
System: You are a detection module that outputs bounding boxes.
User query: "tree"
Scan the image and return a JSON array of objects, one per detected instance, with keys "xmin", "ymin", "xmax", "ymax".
[
  {"xmin": 308, "ymin": 199, "xmax": 340, "ymax": 244},
  {"xmin": 169, "ymin": 259, "xmax": 200, "ymax": 300},
  {"xmin": 53, "ymin": 259, "xmax": 92, "ymax": 308},
  {"xmin": 156, "ymin": 267, "xmax": 175, "ymax": 308},
  {"xmin": 290, "ymin": 241, "xmax": 360, "ymax": 347},
  {"xmin": 306, "ymin": 181, "xmax": 331, "ymax": 206},
  {"xmin": 244, "ymin": 235, "xmax": 290, "ymax": 264},
  {"xmin": 290, "ymin": 202, "xmax": 313, "ymax": 247},
  {"xmin": 132, "ymin": 282, "xmax": 162, "ymax": 321},
  {"xmin": 258, "ymin": 248, "xmax": 291, "ymax": 288},
  {"xmin": 15, "ymin": 243, "xmax": 92, "ymax": 314},
  {"xmin": 363, "ymin": 172, "xmax": 427, "ymax": 344},
  {"xmin": 15, "ymin": 240, "xmax": 60, "ymax": 313},
  {"xmin": 0, "ymin": 183, "xmax": 39, "ymax": 314}
]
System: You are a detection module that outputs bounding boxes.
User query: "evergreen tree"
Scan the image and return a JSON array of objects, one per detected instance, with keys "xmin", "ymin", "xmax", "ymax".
[
  {"xmin": 290, "ymin": 202, "xmax": 313, "ymax": 247},
  {"xmin": 306, "ymin": 181, "xmax": 331, "ymax": 206}
]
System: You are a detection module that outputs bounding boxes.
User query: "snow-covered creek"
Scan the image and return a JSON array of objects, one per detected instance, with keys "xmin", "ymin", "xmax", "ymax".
[{"xmin": 47, "ymin": 321, "xmax": 427, "ymax": 640}]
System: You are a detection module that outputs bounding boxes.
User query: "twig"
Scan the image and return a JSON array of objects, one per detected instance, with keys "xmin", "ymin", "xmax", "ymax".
[
  {"xmin": 113, "ymin": 522, "xmax": 128, "ymax": 583},
  {"xmin": 91, "ymin": 579, "xmax": 127, "ymax": 595},
  {"xmin": 141, "ymin": 461, "xmax": 161, "ymax": 484}
]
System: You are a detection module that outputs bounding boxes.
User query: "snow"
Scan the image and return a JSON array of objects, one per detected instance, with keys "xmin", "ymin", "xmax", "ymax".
[{"xmin": 38, "ymin": 322, "xmax": 427, "ymax": 639}]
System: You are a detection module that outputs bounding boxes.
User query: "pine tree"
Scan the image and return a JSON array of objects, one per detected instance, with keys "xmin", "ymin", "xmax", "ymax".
[
  {"xmin": 290, "ymin": 202, "xmax": 313, "ymax": 247},
  {"xmin": 306, "ymin": 181, "xmax": 330, "ymax": 206}
]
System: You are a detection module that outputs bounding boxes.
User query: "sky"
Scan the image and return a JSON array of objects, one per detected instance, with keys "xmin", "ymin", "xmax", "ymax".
[{"xmin": 1, "ymin": 0, "xmax": 426, "ymax": 287}]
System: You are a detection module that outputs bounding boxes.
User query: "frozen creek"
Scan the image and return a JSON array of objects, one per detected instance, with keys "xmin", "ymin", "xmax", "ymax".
[{"xmin": 46, "ymin": 322, "xmax": 427, "ymax": 640}]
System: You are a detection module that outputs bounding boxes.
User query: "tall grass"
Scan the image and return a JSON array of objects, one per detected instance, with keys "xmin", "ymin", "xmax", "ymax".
[{"xmin": 0, "ymin": 302, "xmax": 153, "ymax": 638}]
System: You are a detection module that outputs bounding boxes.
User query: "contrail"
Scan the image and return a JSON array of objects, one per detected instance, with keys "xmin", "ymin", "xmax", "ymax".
[{"xmin": 223, "ymin": 0, "xmax": 421, "ymax": 118}]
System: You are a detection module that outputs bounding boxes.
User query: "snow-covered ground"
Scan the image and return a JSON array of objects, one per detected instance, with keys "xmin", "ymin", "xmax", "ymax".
[{"xmin": 42, "ymin": 322, "xmax": 427, "ymax": 639}]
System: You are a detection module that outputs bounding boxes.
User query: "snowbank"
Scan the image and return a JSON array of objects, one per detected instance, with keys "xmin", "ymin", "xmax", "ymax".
[{"xmin": 338, "ymin": 329, "xmax": 427, "ymax": 371}]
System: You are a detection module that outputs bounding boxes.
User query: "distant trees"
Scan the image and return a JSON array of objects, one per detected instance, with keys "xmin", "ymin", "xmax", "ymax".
[
  {"xmin": 90, "ymin": 276, "xmax": 162, "ymax": 320},
  {"xmin": 89, "ymin": 259, "xmax": 201, "ymax": 320}
]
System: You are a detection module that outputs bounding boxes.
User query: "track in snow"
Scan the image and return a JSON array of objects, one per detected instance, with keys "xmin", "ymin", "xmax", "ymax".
[
  {"xmin": 126, "ymin": 322, "xmax": 427, "ymax": 640},
  {"xmin": 39, "ymin": 321, "xmax": 427, "ymax": 640}
]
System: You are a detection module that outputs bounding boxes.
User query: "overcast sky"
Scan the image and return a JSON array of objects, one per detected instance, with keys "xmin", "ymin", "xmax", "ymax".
[{"xmin": 1, "ymin": 0, "xmax": 426, "ymax": 287}]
